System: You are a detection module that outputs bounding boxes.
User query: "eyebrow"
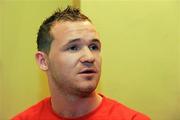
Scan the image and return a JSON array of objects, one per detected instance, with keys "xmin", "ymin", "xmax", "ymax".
[
  {"xmin": 65, "ymin": 38, "xmax": 101, "ymax": 45},
  {"xmin": 66, "ymin": 38, "xmax": 81, "ymax": 45},
  {"xmin": 91, "ymin": 38, "xmax": 101, "ymax": 45}
]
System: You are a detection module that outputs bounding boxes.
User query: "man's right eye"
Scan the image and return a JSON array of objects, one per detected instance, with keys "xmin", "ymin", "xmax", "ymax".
[{"xmin": 68, "ymin": 45, "xmax": 80, "ymax": 51}]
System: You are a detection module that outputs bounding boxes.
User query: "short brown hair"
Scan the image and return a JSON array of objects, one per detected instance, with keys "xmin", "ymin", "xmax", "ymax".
[{"xmin": 37, "ymin": 6, "xmax": 91, "ymax": 53}]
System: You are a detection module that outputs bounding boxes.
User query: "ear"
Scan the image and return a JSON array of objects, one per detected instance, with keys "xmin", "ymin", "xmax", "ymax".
[{"xmin": 35, "ymin": 51, "xmax": 48, "ymax": 71}]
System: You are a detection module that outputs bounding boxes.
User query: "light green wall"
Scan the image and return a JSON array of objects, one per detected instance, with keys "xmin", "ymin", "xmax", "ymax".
[
  {"xmin": 0, "ymin": 2, "xmax": 3, "ymax": 119},
  {"xmin": 81, "ymin": 0, "xmax": 180, "ymax": 120},
  {"xmin": 0, "ymin": 0, "xmax": 75, "ymax": 119},
  {"xmin": 1, "ymin": 0, "xmax": 179, "ymax": 120}
]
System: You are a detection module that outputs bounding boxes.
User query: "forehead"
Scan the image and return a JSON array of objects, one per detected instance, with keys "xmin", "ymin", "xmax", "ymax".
[{"xmin": 50, "ymin": 21, "xmax": 99, "ymax": 41}]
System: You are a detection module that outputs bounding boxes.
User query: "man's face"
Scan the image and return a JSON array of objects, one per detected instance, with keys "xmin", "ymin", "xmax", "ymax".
[{"xmin": 46, "ymin": 21, "xmax": 101, "ymax": 96}]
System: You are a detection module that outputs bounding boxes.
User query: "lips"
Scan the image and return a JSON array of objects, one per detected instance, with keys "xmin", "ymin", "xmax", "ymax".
[{"xmin": 78, "ymin": 68, "xmax": 97, "ymax": 74}]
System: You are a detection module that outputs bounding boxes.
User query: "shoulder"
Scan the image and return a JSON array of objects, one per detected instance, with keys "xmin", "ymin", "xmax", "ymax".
[
  {"xmin": 100, "ymin": 94, "xmax": 150, "ymax": 120},
  {"xmin": 11, "ymin": 97, "xmax": 50, "ymax": 120}
]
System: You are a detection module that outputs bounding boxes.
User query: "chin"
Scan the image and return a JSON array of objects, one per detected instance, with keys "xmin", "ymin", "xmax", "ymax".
[
  {"xmin": 73, "ymin": 76, "xmax": 100, "ymax": 97},
  {"xmin": 76, "ymin": 84, "xmax": 97, "ymax": 97}
]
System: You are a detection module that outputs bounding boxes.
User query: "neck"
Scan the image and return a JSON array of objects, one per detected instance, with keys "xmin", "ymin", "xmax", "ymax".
[{"xmin": 51, "ymin": 91, "xmax": 102, "ymax": 118}]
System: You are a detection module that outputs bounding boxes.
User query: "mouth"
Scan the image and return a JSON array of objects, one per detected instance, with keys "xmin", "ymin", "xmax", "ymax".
[{"xmin": 78, "ymin": 68, "xmax": 97, "ymax": 74}]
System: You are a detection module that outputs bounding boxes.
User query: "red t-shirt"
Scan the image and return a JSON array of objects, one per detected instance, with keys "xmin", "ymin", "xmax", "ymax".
[{"xmin": 11, "ymin": 94, "xmax": 150, "ymax": 120}]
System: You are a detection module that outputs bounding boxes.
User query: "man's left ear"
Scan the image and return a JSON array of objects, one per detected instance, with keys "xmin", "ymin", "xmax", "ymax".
[{"xmin": 35, "ymin": 51, "xmax": 48, "ymax": 71}]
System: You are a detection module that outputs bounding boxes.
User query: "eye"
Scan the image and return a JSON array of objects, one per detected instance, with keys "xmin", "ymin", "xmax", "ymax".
[
  {"xmin": 68, "ymin": 45, "xmax": 80, "ymax": 51},
  {"xmin": 89, "ymin": 44, "xmax": 100, "ymax": 51}
]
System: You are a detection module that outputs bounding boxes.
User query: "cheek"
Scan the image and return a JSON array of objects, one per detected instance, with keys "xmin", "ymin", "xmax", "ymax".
[
  {"xmin": 61, "ymin": 54, "xmax": 80, "ymax": 68},
  {"xmin": 96, "ymin": 54, "xmax": 102, "ymax": 65}
]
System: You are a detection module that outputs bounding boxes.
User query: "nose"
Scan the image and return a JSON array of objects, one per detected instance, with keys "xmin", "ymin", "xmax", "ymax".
[{"xmin": 80, "ymin": 47, "xmax": 95, "ymax": 66}]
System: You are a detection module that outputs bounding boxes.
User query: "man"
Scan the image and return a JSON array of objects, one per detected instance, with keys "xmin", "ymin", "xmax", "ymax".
[{"xmin": 12, "ymin": 6, "xmax": 150, "ymax": 120}]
